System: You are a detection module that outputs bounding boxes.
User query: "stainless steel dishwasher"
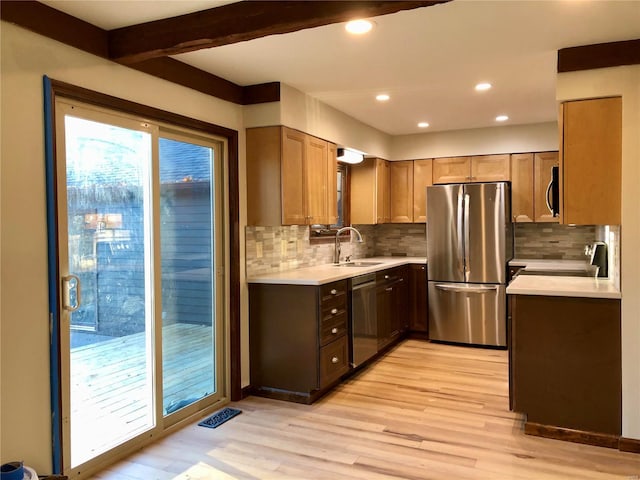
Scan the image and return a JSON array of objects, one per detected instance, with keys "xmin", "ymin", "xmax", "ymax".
[{"xmin": 350, "ymin": 273, "xmax": 377, "ymax": 368}]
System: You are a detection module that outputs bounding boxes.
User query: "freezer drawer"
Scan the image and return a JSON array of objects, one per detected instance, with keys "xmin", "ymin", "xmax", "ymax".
[{"xmin": 428, "ymin": 281, "xmax": 506, "ymax": 347}]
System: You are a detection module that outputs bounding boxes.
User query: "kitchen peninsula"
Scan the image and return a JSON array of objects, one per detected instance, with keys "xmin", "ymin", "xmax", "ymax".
[{"xmin": 507, "ymin": 273, "xmax": 622, "ymax": 447}]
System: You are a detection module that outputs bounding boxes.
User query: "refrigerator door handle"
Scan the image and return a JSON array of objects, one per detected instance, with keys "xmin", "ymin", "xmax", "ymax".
[
  {"xmin": 463, "ymin": 192, "xmax": 471, "ymax": 279},
  {"xmin": 456, "ymin": 188, "xmax": 465, "ymax": 276},
  {"xmin": 434, "ymin": 283, "xmax": 499, "ymax": 294}
]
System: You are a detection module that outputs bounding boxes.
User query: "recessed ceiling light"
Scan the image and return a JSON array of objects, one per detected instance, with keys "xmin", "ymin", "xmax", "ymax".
[
  {"xmin": 376, "ymin": 94, "xmax": 390, "ymax": 102},
  {"xmin": 345, "ymin": 19, "xmax": 373, "ymax": 35},
  {"xmin": 475, "ymin": 82, "xmax": 492, "ymax": 91},
  {"xmin": 496, "ymin": 115, "xmax": 509, "ymax": 122},
  {"xmin": 417, "ymin": 122, "xmax": 430, "ymax": 128}
]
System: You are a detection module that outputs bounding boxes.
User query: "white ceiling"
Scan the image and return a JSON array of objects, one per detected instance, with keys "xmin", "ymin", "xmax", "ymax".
[{"xmin": 41, "ymin": 0, "xmax": 640, "ymax": 135}]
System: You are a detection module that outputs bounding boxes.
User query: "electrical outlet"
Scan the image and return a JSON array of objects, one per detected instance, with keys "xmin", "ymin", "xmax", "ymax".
[
  {"xmin": 281, "ymin": 239, "xmax": 287, "ymax": 257},
  {"xmin": 256, "ymin": 242, "xmax": 263, "ymax": 259}
]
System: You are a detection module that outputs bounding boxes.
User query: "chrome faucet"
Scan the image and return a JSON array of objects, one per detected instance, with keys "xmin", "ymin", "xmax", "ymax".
[{"xmin": 334, "ymin": 226, "xmax": 363, "ymax": 264}]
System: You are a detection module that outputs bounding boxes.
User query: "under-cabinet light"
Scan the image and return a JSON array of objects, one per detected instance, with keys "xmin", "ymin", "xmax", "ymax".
[{"xmin": 337, "ymin": 148, "xmax": 364, "ymax": 164}]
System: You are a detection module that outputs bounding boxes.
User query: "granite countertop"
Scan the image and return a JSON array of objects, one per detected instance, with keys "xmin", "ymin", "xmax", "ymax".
[{"xmin": 247, "ymin": 256, "xmax": 427, "ymax": 286}]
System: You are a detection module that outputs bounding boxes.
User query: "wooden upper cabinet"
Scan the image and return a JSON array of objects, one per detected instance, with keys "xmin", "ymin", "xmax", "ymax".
[
  {"xmin": 511, "ymin": 153, "xmax": 534, "ymax": 223},
  {"xmin": 433, "ymin": 155, "xmax": 510, "ymax": 184},
  {"xmin": 305, "ymin": 134, "xmax": 330, "ymax": 225},
  {"xmin": 246, "ymin": 126, "xmax": 338, "ymax": 226},
  {"xmin": 350, "ymin": 158, "xmax": 390, "ymax": 224},
  {"xmin": 534, "ymin": 152, "xmax": 559, "ymax": 223},
  {"xmin": 281, "ymin": 127, "xmax": 307, "ymax": 225},
  {"xmin": 389, "ymin": 160, "xmax": 414, "ymax": 223},
  {"xmin": 561, "ymin": 97, "xmax": 622, "ymax": 225},
  {"xmin": 432, "ymin": 157, "xmax": 470, "ymax": 184},
  {"xmin": 326, "ymin": 143, "xmax": 338, "ymax": 225},
  {"xmin": 472, "ymin": 154, "xmax": 510, "ymax": 182},
  {"xmin": 413, "ymin": 159, "xmax": 433, "ymax": 223},
  {"xmin": 376, "ymin": 159, "xmax": 391, "ymax": 224}
]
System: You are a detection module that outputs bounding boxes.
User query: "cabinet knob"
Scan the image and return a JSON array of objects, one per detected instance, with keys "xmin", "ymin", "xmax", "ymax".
[
  {"xmin": 384, "ymin": 275, "xmax": 390, "ymax": 279},
  {"xmin": 331, "ymin": 308, "xmax": 338, "ymax": 315},
  {"xmin": 386, "ymin": 287, "xmax": 393, "ymax": 292},
  {"xmin": 331, "ymin": 356, "xmax": 339, "ymax": 364},
  {"xmin": 421, "ymin": 266, "xmax": 425, "ymax": 270},
  {"xmin": 330, "ymin": 289, "xmax": 337, "ymax": 295},
  {"xmin": 331, "ymin": 327, "xmax": 338, "ymax": 334}
]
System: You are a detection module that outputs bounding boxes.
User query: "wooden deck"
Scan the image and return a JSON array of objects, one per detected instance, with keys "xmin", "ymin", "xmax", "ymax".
[
  {"xmin": 90, "ymin": 340, "xmax": 640, "ymax": 479},
  {"xmin": 71, "ymin": 323, "xmax": 214, "ymax": 466}
]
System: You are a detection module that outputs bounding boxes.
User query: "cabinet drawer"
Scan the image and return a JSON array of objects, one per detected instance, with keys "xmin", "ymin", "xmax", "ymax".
[
  {"xmin": 320, "ymin": 280, "xmax": 348, "ymax": 304},
  {"xmin": 319, "ymin": 336, "xmax": 349, "ymax": 388},
  {"xmin": 319, "ymin": 312, "xmax": 347, "ymax": 346}
]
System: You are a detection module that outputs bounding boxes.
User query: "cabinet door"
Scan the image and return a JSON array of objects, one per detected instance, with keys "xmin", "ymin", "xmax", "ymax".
[
  {"xmin": 326, "ymin": 143, "xmax": 338, "ymax": 225},
  {"xmin": 393, "ymin": 271, "xmax": 409, "ymax": 336},
  {"xmin": 409, "ymin": 264, "xmax": 428, "ymax": 333},
  {"xmin": 305, "ymin": 135, "xmax": 329, "ymax": 225},
  {"xmin": 350, "ymin": 158, "xmax": 377, "ymax": 224},
  {"xmin": 390, "ymin": 161, "xmax": 414, "ymax": 223},
  {"xmin": 433, "ymin": 157, "xmax": 470, "ymax": 184},
  {"xmin": 281, "ymin": 127, "xmax": 307, "ymax": 225},
  {"xmin": 471, "ymin": 154, "xmax": 510, "ymax": 182},
  {"xmin": 534, "ymin": 152, "xmax": 559, "ymax": 223},
  {"xmin": 376, "ymin": 282, "xmax": 393, "ymax": 350},
  {"xmin": 562, "ymin": 97, "xmax": 622, "ymax": 225},
  {"xmin": 511, "ymin": 153, "xmax": 534, "ymax": 223},
  {"xmin": 376, "ymin": 158, "xmax": 391, "ymax": 223},
  {"xmin": 413, "ymin": 159, "xmax": 432, "ymax": 223}
]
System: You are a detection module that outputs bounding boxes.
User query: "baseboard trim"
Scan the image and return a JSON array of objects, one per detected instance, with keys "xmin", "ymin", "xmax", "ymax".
[
  {"xmin": 524, "ymin": 422, "xmax": 619, "ymax": 449},
  {"xmin": 241, "ymin": 385, "xmax": 252, "ymax": 399},
  {"xmin": 619, "ymin": 437, "xmax": 640, "ymax": 454}
]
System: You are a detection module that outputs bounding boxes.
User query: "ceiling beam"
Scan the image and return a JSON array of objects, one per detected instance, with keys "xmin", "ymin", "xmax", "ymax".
[
  {"xmin": 109, "ymin": 1, "xmax": 450, "ymax": 64},
  {"xmin": 0, "ymin": 1, "xmax": 280, "ymax": 105},
  {"xmin": 557, "ymin": 39, "xmax": 640, "ymax": 73}
]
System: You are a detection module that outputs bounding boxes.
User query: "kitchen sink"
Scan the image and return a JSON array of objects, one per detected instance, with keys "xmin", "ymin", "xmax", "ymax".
[
  {"xmin": 334, "ymin": 261, "xmax": 383, "ymax": 267},
  {"xmin": 518, "ymin": 268, "xmax": 598, "ymax": 277}
]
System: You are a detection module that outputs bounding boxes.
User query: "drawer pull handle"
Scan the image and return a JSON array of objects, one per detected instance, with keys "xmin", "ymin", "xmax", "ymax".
[
  {"xmin": 330, "ymin": 289, "xmax": 337, "ymax": 295},
  {"xmin": 331, "ymin": 327, "xmax": 338, "ymax": 334},
  {"xmin": 331, "ymin": 356, "xmax": 339, "ymax": 364},
  {"xmin": 331, "ymin": 308, "xmax": 338, "ymax": 315}
]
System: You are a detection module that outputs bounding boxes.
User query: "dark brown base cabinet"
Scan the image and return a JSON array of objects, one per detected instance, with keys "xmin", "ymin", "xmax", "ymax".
[
  {"xmin": 377, "ymin": 266, "xmax": 409, "ymax": 350},
  {"xmin": 509, "ymin": 294, "xmax": 621, "ymax": 444},
  {"xmin": 408, "ymin": 264, "xmax": 428, "ymax": 335},
  {"xmin": 249, "ymin": 280, "xmax": 350, "ymax": 404}
]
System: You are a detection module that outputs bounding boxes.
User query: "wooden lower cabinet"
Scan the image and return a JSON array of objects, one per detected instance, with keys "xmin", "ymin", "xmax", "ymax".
[
  {"xmin": 377, "ymin": 266, "xmax": 408, "ymax": 350},
  {"xmin": 249, "ymin": 280, "xmax": 349, "ymax": 403},
  {"xmin": 408, "ymin": 264, "xmax": 428, "ymax": 334},
  {"xmin": 509, "ymin": 294, "xmax": 621, "ymax": 441}
]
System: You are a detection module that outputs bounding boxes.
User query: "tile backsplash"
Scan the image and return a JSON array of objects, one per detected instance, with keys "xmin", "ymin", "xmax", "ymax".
[
  {"xmin": 514, "ymin": 223, "xmax": 595, "ymax": 260},
  {"xmin": 246, "ymin": 222, "xmax": 610, "ymax": 277}
]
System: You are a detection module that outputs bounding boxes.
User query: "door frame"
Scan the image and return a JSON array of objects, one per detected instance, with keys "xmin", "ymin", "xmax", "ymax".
[{"xmin": 43, "ymin": 77, "xmax": 241, "ymax": 473}]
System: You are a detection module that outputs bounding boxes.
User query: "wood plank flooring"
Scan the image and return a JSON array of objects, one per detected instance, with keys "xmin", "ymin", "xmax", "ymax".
[{"xmin": 90, "ymin": 340, "xmax": 639, "ymax": 479}]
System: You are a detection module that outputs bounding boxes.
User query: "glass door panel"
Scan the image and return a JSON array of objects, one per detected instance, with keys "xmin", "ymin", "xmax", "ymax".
[
  {"xmin": 62, "ymin": 113, "xmax": 155, "ymax": 468},
  {"xmin": 159, "ymin": 136, "xmax": 216, "ymax": 416}
]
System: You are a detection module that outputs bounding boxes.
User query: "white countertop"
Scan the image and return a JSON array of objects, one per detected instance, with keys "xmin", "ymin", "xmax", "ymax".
[
  {"xmin": 247, "ymin": 256, "xmax": 427, "ymax": 285},
  {"xmin": 509, "ymin": 258, "xmax": 591, "ymax": 270},
  {"xmin": 507, "ymin": 274, "xmax": 621, "ymax": 299}
]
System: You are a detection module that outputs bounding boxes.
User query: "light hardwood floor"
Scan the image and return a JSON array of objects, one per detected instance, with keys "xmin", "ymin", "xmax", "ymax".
[{"xmin": 91, "ymin": 340, "xmax": 639, "ymax": 479}]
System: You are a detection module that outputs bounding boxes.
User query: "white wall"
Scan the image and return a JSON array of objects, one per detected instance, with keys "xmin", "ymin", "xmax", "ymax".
[
  {"xmin": 557, "ymin": 65, "xmax": 640, "ymax": 441},
  {"xmin": 0, "ymin": 22, "xmax": 245, "ymax": 472},
  {"xmin": 391, "ymin": 122, "xmax": 558, "ymax": 160}
]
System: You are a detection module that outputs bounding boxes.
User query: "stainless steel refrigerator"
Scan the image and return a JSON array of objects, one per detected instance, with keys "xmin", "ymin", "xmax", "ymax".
[{"xmin": 426, "ymin": 182, "xmax": 513, "ymax": 347}]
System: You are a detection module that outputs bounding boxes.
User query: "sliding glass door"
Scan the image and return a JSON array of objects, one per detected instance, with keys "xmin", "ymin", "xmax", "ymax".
[{"xmin": 54, "ymin": 100, "xmax": 225, "ymax": 474}]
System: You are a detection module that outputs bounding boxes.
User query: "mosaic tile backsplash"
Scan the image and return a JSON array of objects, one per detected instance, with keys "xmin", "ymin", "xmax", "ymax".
[
  {"xmin": 514, "ymin": 223, "xmax": 595, "ymax": 260},
  {"xmin": 245, "ymin": 222, "xmax": 604, "ymax": 277}
]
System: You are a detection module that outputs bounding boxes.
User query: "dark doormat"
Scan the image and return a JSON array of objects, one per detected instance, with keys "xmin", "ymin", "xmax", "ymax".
[{"xmin": 198, "ymin": 407, "xmax": 242, "ymax": 428}]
